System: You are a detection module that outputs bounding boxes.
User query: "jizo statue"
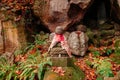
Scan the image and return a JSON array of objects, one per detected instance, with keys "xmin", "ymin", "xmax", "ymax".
[
  {"xmin": 68, "ymin": 25, "xmax": 89, "ymax": 56},
  {"xmin": 48, "ymin": 26, "xmax": 72, "ymax": 57}
]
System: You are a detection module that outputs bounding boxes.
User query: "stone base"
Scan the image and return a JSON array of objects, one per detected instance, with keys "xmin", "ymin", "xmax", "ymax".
[
  {"xmin": 44, "ymin": 57, "xmax": 85, "ymax": 80},
  {"xmin": 43, "ymin": 67, "xmax": 85, "ymax": 80},
  {"xmin": 50, "ymin": 57, "xmax": 73, "ymax": 67}
]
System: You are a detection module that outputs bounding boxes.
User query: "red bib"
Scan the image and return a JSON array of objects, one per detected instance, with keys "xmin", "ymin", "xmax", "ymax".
[{"xmin": 55, "ymin": 34, "xmax": 65, "ymax": 42}]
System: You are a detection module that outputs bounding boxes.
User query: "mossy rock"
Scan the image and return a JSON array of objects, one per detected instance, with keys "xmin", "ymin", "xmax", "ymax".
[
  {"xmin": 115, "ymin": 31, "xmax": 120, "ymax": 36},
  {"xmin": 100, "ymin": 39, "xmax": 113, "ymax": 46},
  {"xmin": 100, "ymin": 30, "xmax": 115, "ymax": 38},
  {"xmin": 86, "ymin": 29, "xmax": 101, "ymax": 46},
  {"xmin": 115, "ymin": 36, "xmax": 120, "ymax": 39},
  {"xmin": 50, "ymin": 57, "xmax": 73, "ymax": 67},
  {"xmin": 99, "ymin": 23, "xmax": 114, "ymax": 30},
  {"xmin": 43, "ymin": 67, "xmax": 85, "ymax": 80},
  {"xmin": 114, "ymin": 23, "xmax": 120, "ymax": 31},
  {"xmin": 86, "ymin": 29, "xmax": 95, "ymax": 39}
]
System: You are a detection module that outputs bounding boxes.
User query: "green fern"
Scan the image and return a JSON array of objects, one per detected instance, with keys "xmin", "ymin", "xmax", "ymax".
[
  {"xmin": 0, "ymin": 57, "xmax": 18, "ymax": 80},
  {"xmin": 0, "ymin": 33, "xmax": 50, "ymax": 80},
  {"xmin": 114, "ymin": 40, "xmax": 120, "ymax": 55},
  {"xmin": 19, "ymin": 54, "xmax": 52, "ymax": 80},
  {"xmin": 93, "ymin": 51, "xmax": 100, "ymax": 57},
  {"xmin": 92, "ymin": 58, "xmax": 114, "ymax": 79}
]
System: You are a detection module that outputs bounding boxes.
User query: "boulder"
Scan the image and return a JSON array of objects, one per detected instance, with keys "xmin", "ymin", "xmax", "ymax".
[{"xmin": 33, "ymin": 0, "xmax": 93, "ymax": 32}]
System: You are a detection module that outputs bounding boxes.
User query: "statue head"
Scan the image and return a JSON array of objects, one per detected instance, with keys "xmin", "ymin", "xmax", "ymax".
[
  {"xmin": 55, "ymin": 26, "xmax": 64, "ymax": 34},
  {"xmin": 76, "ymin": 25, "xmax": 87, "ymax": 32}
]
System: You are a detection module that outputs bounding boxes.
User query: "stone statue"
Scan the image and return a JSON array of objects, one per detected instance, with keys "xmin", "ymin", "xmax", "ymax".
[
  {"xmin": 68, "ymin": 25, "xmax": 89, "ymax": 56},
  {"xmin": 48, "ymin": 26, "xmax": 72, "ymax": 57}
]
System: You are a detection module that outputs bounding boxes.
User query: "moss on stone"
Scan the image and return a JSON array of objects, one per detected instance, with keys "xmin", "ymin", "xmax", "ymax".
[
  {"xmin": 99, "ymin": 23, "xmax": 114, "ymax": 30},
  {"xmin": 44, "ymin": 67, "xmax": 85, "ymax": 80},
  {"xmin": 44, "ymin": 58, "xmax": 85, "ymax": 80},
  {"xmin": 100, "ymin": 30, "xmax": 115, "ymax": 37}
]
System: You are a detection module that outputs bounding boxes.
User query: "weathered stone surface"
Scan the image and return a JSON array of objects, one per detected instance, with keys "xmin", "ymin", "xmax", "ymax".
[
  {"xmin": 114, "ymin": 23, "xmax": 120, "ymax": 31},
  {"xmin": 33, "ymin": 0, "xmax": 120, "ymax": 32},
  {"xmin": 49, "ymin": 47, "xmax": 67, "ymax": 57},
  {"xmin": 50, "ymin": 57, "xmax": 73, "ymax": 67},
  {"xmin": 44, "ymin": 67, "xmax": 85, "ymax": 80},
  {"xmin": 99, "ymin": 24, "xmax": 114, "ymax": 30},
  {"xmin": 3, "ymin": 21, "xmax": 19, "ymax": 52},
  {"xmin": 100, "ymin": 30, "xmax": 115, "ymax": 39},
  {"xmin": 68, "ymin": 31, "xmax": 88, "ymax": 56},
  {"xmin": 115, "ymin": 31, "xmax": 120, "ymax": 36},
  {"xmin": 111, "ymin": 0, "xmax": 120, "ymax": 23},
  {"xmin": 0, "ymin": 19, "xmax": 27, "ymax": 54},
  {"xmin": 33, "ymin": 0, "xmax": 92, "ymax": 32}
]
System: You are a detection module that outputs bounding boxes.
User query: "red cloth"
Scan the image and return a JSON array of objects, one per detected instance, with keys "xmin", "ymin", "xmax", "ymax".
[
  {"xmin": 49, "ymin": 33, "xmax": 71, "ymax": 57},
  {"xmin": 55, "ymin": 34, "xmax": 65, "ymax": 42}
]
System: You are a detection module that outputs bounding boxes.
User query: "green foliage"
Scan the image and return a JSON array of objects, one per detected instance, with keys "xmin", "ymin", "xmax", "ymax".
[
  {"xmin": 19, "ymin": 53, "xmax": 52, "ymax": 80},
  {"xmin": 96, "ymin": 77, "xmax": 103, "ymax": 80},
  {"xmin": 0, "ymin": 57, "xmax": 18, "ymax": 80},
  {"xmin": 90, "ymin": 47, "xmax": 113, "ymax": 57},
  {"xmin": 114, "ymin": 40, "xmax": 120, "ymax": 55},
  {"xmin": 14, "ymin": 32, "xmax": 49, "ymax": 56},
  {"xmin": 92, "ymin": 58, "xmax": 114, "ymax": 79},
  {"xmin": 111, "ymin": 40, "xmax": 120, "ymax": 64},
  {"xmin": 93, "ymin": 51, "xmax": 100, "ymax": 57},
  {"xmin": 85, "ymin": 60, "xmax": 92, "ymax": 67},
  {"xmin": 0, "ymin": 53, "xmax": 52, "ymax": 80},
  {"xmin": 14, "ymin": 49, "xmax": 23, "ymax": 56},
  {"xmin": 106, "ymin": 49, "xmax": 112, "ymax": 55},
  {"xmin": 0, "ymin": 33, "xmax": 51, "ymax": 80},
  {"xmin": 34, "ymin": 31, "xmax": 49, "ymax": 45}
]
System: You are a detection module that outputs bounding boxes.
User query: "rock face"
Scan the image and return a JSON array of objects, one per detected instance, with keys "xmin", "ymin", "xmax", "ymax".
[
  {"xmin": 114, "ymin": 22, "xmax": 120, "ymax": 39},
  {"xmin": 33, "ymin": 0, "xmax": 92, "ymax": 32},
  {"xmin": 33, "ymin": 0, "xmax": 120, "ymax": 32},
  {"xmin": 87, "ymin": 22, "xmax": 120, "ymax": 47},
  {"xmin": 0, "ymin": 19, "xmax": 27, "ymax": 54},
  {"xmin": 111, "ymin": 0, "xmax": 120, "ymax": 23}
]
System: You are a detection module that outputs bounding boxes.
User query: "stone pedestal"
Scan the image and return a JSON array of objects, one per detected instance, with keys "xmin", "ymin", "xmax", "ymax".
[
  {"xmin": 50, "ymin": 57, "xmax": 73, "ymax": 67},
  {"xmin": 44, "ymin": 57, "xmax": 85, "ymax": 80},
  {"xmin": 44, "ymin": 67, "xmax": 85, "ymax": 80}
]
